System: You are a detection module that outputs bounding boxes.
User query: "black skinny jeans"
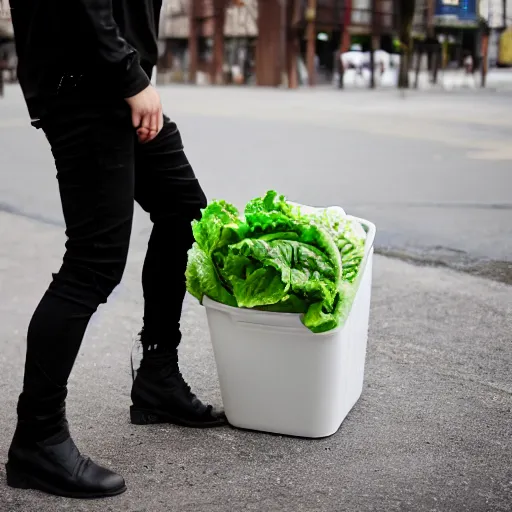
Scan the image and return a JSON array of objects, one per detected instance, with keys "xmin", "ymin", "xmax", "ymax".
[{"xmin": 17, "ymin": 99, "xmax": 207, "ymax": 440}]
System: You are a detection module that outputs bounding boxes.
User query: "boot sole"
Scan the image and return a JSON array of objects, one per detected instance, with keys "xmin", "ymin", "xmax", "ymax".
[
  {"xmin": 130, "ymin": 406, "xmax": 227, "ymax": 428},
  {"xmin": 5, "ymin": 462, "xmax": 127, "ymax": 499}
]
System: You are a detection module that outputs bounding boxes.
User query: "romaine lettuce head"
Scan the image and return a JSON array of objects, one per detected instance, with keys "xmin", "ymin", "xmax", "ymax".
[{"xmin": 186, "ymin": 191, "xmax": 367, "ymax": 333}]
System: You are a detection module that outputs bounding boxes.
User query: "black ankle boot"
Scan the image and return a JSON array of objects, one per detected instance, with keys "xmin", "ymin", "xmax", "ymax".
[
  {"xmin": 6, "ymin": 424, "xmax": 126, "ymax": 499},
  {"xmin": 130, "ymin": 353, "xmax": 226, "ymax": 428}
]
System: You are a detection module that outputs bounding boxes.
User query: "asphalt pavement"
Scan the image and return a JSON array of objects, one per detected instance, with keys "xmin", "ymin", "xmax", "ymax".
[
  {"xmin": 0, "ymin": 84, "xmax": 511, "ymax": 511},
  {"xmin": 1, "ymin": 84, "xmax": 511, "ymax": 280}
]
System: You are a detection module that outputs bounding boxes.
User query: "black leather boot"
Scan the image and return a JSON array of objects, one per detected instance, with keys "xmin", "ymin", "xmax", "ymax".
[
  {"xmin": 130, "ymin": 353, "xmax": 226, "ymax": 428},
  {"xmin": 6, "ymin": 418, "xmax": 126, "ymax": 499}
]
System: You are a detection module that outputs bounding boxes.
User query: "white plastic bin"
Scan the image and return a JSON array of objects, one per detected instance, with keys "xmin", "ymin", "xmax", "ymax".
[{"xmin": 203, "ymin": 216, "xmax": 376, "ymax": 438}]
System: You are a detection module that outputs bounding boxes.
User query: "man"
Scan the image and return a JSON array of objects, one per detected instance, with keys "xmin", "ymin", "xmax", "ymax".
[{"xmin": 6, "ymin": 0, "xmax": 225, "ymax": 500}]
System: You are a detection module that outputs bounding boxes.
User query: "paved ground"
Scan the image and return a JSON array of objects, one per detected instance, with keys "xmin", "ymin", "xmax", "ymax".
[
  {"xmin": 0, "ymin": 85, "xmax": 511, "ymax": 511},
  {"xmin": 0, "ymin": 212, "xmax": 510, "ymax": 512}
]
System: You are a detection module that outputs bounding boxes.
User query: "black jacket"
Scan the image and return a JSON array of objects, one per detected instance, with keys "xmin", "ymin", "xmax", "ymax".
[{"xmin": 10, "ymin": 0, "xmax": 162, "ymax": 119}]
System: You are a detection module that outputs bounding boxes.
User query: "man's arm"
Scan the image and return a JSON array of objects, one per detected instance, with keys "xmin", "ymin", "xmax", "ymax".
[{"xmin": 78, "ymin": 0, "xmax": 150, "ymax": 98}]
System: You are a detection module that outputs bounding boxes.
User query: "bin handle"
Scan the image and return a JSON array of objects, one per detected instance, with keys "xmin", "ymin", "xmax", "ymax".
[{"xmin": 230, "ymin": 319, "xmax": 313, "ymax": 335}]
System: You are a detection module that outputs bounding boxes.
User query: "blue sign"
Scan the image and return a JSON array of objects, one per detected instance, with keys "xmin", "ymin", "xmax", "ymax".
[{"xmin": 435, "ymin": 0, "xmax": 477, "ymax": 21}]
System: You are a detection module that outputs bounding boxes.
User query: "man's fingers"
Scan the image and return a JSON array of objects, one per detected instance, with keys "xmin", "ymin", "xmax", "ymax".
[
  {"xmin": 141, "ymin": 110, "xmax": 162, "ymax": 143},
  {"xmin": 125, "ymin": 85, "xmax": 163, "ymax": 141},
  {"xmin": 142, "ymin": 114, "xmax": 156, "ymax": 143},
  {"xmin": 137, "ymin": 127, "xmax": 150, "ymax": 143},
  {"xmin": 137, "ymin": 127, "xmax": 150, "ymax": 137},
  {"xmin": 158, "ymin": 111, "xmax": 164, "ymax": 133},
  {"xmin": 132, "ymin": 112, "xmax": 141, "ymax": 129},
  {"xmin": 149, "ymin": 112, "xmax": 158, "ymax": 135},
  {"xmin": 141, "ymin": 112, "xmax": 151, "ymax": 129}
]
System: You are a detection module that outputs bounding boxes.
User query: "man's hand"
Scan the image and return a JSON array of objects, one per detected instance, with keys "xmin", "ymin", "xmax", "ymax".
[{"xmin": 125, "ymin": 85, "xmax": 163, "ymax": 144}]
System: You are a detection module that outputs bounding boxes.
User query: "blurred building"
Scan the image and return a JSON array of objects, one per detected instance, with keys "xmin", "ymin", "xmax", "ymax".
[
  {"xmin": 0, "ymin": 0, "xmax": 11, "ymax": 27},
  {"xmin": 348, "ymin": 0, "xmax": 394, "ymax": 36},
  {"xmin": 413, "ymin": 0, "xmax": 429, "ymax": 34},
  {"xmin": 423, "ymin": 0, "xmax": 512, "ymax": 68},
  {"xmin": 158, "ymin": 0, "xmax": 257, "ymax": 83},
  {"xmin": 480, "ymin": 0, "xmax": 508, "ymax": 29},
  {"xmin": 412, "ymin": 1, "xmax": 492, "ymax": 69},
  {"xmin": 480, "ymin": 0, "xmax": 512, "ymax": 66},
  {"xmin": 158, "ymin": 0, "xmax": 401, "ymax": 86},
  {"xmin": 0, "ymin": 0, "xmax": 13, "ymax": 38},
  {"xmin": 0, "ymin": 0, "xmax": 16, "ymax": 84},
  {"xmin": 3, "ymin": 0, "xmax": 508, "ymax": 88}
]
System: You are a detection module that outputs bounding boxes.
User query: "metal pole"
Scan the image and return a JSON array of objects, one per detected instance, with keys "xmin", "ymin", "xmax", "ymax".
[
  {"xmin": 427, "ymin": 0, "xmax": 438, "ymax": 84},
  {"xmin": 426, "ymin": 0, "xmax": 434, "ymax": 37},
  {"xmin": 306, "ymin": 0, "xmax": 317, "ymax": 86},
  {"xmin": 280, "ymin": 0, "xmax": 287, "ymax": 86},
  {"xmin": 481, "ymin": 27, "xmax": 489, "ymax": 88},
  {"xmin": 211, "ymin": 0, "xmax": 226, "ymax": 85},
  {"xmin": 414, "ymin": 0, "xmax": 427, "ymax": 88},
  {"xmin": 0, "ymin": 44, "xmax": 4, "ymax": 97},
  {"xmin": 287, "ymin": 0, "xmax": 300, "ymax": 89},
  {"xmin": 369, "ymin": 0, "xmax": 378, "ymax": 88},
  {"xmin": 339, "ymin": 0, "xmax": 352, "ymax": 89},
  {"xmin": 188, "ymin": 0, "xmax": 198, "ymax": 84}
]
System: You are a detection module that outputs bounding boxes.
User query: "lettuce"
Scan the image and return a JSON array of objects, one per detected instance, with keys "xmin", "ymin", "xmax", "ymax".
[{"xmin": 185, "ymin": 191, "xmax": 366, "ymax": 333}]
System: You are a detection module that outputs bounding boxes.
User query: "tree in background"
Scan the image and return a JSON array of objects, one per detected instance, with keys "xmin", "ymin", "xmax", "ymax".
[{"xmin": 396, "ymin": 0, "xmax": 416, "ymax": 88}]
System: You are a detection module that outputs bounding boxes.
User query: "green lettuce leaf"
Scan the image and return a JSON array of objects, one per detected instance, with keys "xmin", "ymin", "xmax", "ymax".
[
  {"xmin": 185, "ymin": 243, "xmax": 237, "ymax": 307},
  {"xmin": 303, "ymin": 303, "xmax": 339, "ymax": 334},
  {"xmin": 231, "ymin": 267, "xmax": 288, "ymax": 309},
  {"xmin": 192, "ymin": 200, "xmax": 247, "ymax": 256},
  {"xmin": 218, "ymin": 236, "xmax": 340, "ymax": 331},
  {"xmin": 258, "ymin": 295, "xmax": 309, "ymax": 314},
  {"xmin": 289, "ymin": 203, "xmax": 366, "ymax": 284},
  {"xmin": 245, "ymin": 191, "xmax": 342, "ymax": 285}
]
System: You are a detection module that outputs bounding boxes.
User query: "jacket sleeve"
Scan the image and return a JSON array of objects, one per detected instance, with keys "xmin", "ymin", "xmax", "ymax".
[{"xmin": 78, "ymin": 0, "xmax": 151, "ymax": 98}]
